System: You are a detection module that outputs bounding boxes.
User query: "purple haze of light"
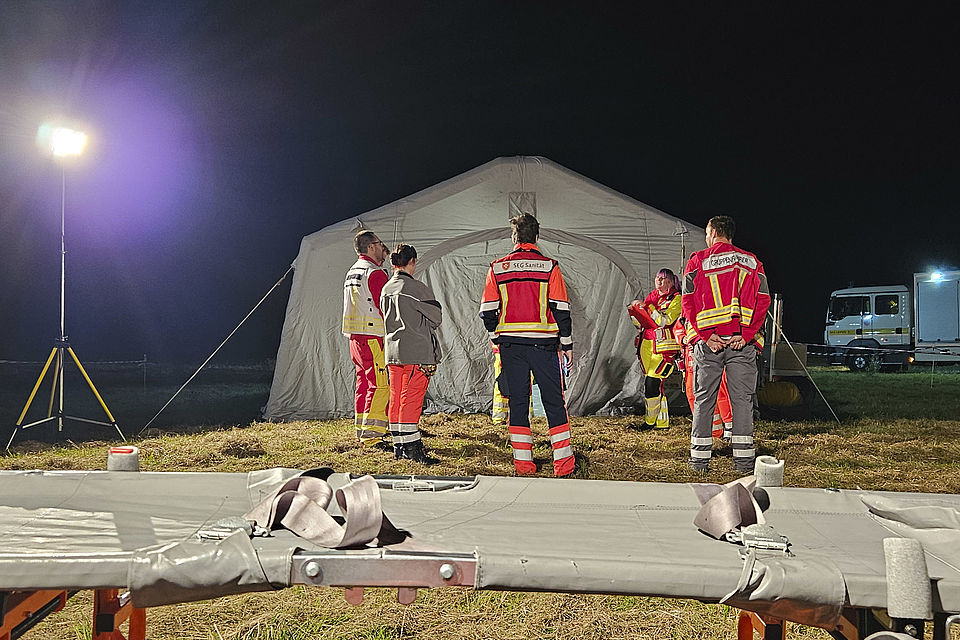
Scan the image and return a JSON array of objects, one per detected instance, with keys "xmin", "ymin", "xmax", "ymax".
[{"xmin": 64, "ymin": 73, "xmax": 203, "ymax": 249}]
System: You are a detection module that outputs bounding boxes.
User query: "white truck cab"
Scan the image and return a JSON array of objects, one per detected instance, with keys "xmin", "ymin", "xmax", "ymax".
[{"xmin": 824, "ymin": 285, "xmax": 911, "ymax": 370}]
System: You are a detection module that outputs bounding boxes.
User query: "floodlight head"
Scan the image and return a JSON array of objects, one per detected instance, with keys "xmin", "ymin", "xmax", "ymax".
[{"xmin": 50, "ymin": 127, "xmax": 87, "ymax": 157}]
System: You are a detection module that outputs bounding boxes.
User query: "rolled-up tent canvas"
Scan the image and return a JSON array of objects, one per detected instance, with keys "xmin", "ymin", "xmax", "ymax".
[{"xmin": 264, "ymin": 156, "xmax": 705, "ymax": 420}]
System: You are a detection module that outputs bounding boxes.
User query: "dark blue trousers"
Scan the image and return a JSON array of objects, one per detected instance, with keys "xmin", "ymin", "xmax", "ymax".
[{"xmin": 497, "ymin": 342, "xmax": 568, "ymax": 429}]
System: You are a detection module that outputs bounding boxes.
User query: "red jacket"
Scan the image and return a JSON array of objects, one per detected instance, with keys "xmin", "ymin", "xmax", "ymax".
[
  {"xmin": 479, "ymin": 243, "xmax": 573, "ymax": 349},
  {"xmin": 681, "ymin": 241, "xmax": 770, "ymax": 346}
]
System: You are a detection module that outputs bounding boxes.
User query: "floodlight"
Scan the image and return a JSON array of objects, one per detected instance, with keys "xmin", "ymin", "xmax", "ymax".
[
  {"xmin": 50, "ymin": 127, "xmax": 87, "ymax": 157},
  {"xmin": 931, "ymin": 271, "xmax": 944, "ymax": 281},
  {"xmin": 8, "ymin": 123, "xmax": 123, "ymax": 451}
]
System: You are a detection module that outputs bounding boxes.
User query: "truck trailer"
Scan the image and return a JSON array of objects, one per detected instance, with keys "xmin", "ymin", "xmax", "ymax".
[{"xmin": 824, "ymin": 269, "xmax": 960, "ymax": 371}]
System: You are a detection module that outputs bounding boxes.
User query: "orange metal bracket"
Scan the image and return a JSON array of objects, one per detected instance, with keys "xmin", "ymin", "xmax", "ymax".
[
  {"xmin": 0, "ymin": 590, "xmax": 68, "ymax": 640},
  {"xmin": 93, "ymin": 589, "xmax": 145, "ymax": 640},
  {"xmin": 738, "ymin": 611, "xmax": 786, "ymax": 640}
]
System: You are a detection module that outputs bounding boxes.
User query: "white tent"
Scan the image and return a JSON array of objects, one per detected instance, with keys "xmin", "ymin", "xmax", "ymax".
[{"xmin": 264, "ymin": 156, "xmax": 705, "ymax": 420}]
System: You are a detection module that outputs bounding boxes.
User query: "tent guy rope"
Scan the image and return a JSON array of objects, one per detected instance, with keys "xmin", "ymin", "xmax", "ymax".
[{"xmin": 138, "ymin": 266, "xmax": 294, "ymax": 434}]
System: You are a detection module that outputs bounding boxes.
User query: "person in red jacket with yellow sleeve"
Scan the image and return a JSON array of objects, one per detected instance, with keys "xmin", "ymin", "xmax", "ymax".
[
  {"xmin": 682, "ymin": 216, "xmax": 770, "ymax": 473},
  {"xmin": 479, "ymin": 214, "xmax": 575, "ymax": 477},
  {"xmin": 627, "ymin": 269, "xmax": 682, "ymax": 429}
]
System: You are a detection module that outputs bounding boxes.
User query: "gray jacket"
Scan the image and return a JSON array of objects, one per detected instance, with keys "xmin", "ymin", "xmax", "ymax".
[{"xmin": 381, "ymin": 271, "xmax": 443, "ymax": 365}]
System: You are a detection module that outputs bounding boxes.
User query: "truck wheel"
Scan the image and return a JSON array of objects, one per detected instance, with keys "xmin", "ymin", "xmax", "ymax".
[{"xmin": 846, "ymin": 352, "xmax": 873, "ymax": 372}]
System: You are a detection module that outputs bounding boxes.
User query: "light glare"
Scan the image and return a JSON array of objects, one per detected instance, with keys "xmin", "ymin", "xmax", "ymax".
[
  {"xmin": 50, "ymin": 127, "xmax": 87, "ymax": 157},
  {"xmin": 931, "ymin": 271, "xmax": 944, "ymax": 281}
]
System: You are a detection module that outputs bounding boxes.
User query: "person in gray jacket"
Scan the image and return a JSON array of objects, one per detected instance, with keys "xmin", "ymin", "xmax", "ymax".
[{"xmin": 380, "ymin": 244, "xmax": 442, "ymax": 464}]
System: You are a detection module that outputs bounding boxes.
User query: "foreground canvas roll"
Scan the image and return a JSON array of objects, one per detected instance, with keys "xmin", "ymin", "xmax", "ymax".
[{"xmin": 1, "ymin": 469, "xmax": 959, "ymax": 629}]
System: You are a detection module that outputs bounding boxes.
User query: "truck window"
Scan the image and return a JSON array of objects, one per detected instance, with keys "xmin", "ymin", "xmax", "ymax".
[
  {"xmin": 875, "ymin": 294, "xmax": 899, "ymax": 316},
  {"xmin": 829, "ymin": 296, "xmax": 869, "ymax": 321}
]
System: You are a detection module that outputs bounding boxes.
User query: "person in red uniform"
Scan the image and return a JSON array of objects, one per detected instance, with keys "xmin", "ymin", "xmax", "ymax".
[
  {"xmin": 682, "ymin": 216, "xmax": 770, "ymax": 473},
  {"xmin": 342, "ymin": 230, "xmax": 391, "ymax": 447},
  {"xmin": 627, "ymin": 269, "xmax": 682, "ymax": 428},
  {"xmin": 479, "ymin": 213, "xmax": 575, "ymax": 477}
]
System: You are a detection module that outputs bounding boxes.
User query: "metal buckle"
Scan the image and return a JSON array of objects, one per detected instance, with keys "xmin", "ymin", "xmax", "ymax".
[{"xmin": 726, "ymin": 523, "xmax": 790, "ymax": 553}]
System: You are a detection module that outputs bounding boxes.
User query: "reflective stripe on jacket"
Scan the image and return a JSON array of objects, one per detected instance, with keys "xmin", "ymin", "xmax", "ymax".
[{"xmin": 342, "ymin": 257, "xmax": 389, "ymax": 337}]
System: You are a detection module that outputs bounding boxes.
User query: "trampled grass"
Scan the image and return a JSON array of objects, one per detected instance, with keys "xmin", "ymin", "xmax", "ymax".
[{"xmin": 5, "ymin": 365, "xmax": 960, "ymax": 639}]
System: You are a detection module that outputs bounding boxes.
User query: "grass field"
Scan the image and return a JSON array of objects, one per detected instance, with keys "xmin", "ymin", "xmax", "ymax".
[{"xmin": 3, "ymin": 363, "xmax": 960, "ymax": 639}]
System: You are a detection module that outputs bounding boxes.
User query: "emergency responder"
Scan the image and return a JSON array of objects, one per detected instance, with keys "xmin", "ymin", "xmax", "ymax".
[
  {"xmin": 342, "ymin": 230, "xmax": 391, "ymax": 447},
  {"xmin": 682, "ymin": 215, "xmax": 770, "ymax": 473},
  {"xmin": 479, "ymin": 213, "xmax": 575, "ymax": 477},
  {"xmin": 380, "ymin": 243, "xmax": 441, "ymax": 465},
  {"xmin": 627, "ymin": 268, "xmax": 682, "ymax": 429}
]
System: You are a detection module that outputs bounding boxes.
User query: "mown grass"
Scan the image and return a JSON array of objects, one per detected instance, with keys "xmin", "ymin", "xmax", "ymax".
[{"xmin": 5, "ymin": 366, "xmax": 960, "ymax": 639}]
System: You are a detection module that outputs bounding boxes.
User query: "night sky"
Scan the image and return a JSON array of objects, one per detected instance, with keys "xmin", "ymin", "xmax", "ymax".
[{"xmin": 2, "ymin": 2, "xmax": 958, "ymax": 365}]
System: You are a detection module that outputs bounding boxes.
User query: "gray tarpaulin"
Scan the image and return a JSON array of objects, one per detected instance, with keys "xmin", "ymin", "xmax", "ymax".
[{"xmin": 3, "ymin": 469, "xmax": 960, "ymax": 626}]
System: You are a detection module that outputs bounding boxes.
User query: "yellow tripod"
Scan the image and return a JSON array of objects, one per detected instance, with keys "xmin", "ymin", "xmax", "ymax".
[
  {"xmin": 7, "ymin": 340, "xmax": 126, "ymax": 451},
  {"xmin": 7, "ymin": 144, "xmax": 125, "ymax": 452}
]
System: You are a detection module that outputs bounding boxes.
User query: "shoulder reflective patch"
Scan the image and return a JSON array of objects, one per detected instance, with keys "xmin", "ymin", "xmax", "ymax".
[
  {"xmin": 758, "ymin": 272, "xmax": 769, "ymax": 294},
  {"xmin": 683, "ymin": 269, "xmax": 698, "ymax": 294},
  {"xmin": 701, "ymin": 251, "xmax": 758, "ymax": 271}
]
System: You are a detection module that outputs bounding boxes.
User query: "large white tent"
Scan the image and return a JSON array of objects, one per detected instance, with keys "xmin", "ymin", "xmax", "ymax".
[{"xmin": 264, "ymin": 156, "xmax": 705, "ymax": 421}]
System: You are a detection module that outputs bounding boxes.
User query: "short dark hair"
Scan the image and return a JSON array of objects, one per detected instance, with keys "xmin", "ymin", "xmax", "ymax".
[
  {"xmin": 390, "ymin": 243, "xmax": 417, "ymax": 267},
  {"xmin": 354, "ymin": 230, "xmax": 378, "ymax": 254},
  {"xmin": 510, "ymin": 213, "xmax": 539, "ymax": 244},
  {"xmin": 707, "ymin": 216, "xmax": 735, "ymax": 241}
]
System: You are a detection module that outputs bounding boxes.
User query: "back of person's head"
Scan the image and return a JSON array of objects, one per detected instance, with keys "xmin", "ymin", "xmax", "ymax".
[
  {"xmin": 707, "ymin": 216, "xmax": 735, "ymax": 241},
  {"xmin": 510, "ymin": 213, "xmax": 539, "ymax": 244},
  {"xmin": 390, "ymin": 243, "xmax": 417, "ymax": 267},
  {"xmin": 354, "ymin": 230, "xmax": 377, "ymax": 254}
]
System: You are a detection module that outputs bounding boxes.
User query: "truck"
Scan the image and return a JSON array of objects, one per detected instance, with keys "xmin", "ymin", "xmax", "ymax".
[{"xmin": 824, "ymin": 269, "xmax": 960, "ymax": 371}]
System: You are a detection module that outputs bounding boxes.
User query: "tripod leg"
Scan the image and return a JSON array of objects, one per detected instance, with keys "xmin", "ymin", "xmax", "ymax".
[
  {"xmin": 47, "ymin": 348, "xmax": 62, "ymax": 417},
  {"xmin": 66, "ymin": 347, "xmax": 126, "ymax": 441},
  {"xmin": 8, "ymin": 348, "xmax": 58, "ymax": 451},
  {"xmin": 16, "ymin": 348, "xmax": 58, "ymax": 426}
]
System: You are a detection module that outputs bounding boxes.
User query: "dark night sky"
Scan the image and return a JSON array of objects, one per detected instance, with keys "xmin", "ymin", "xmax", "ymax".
[{"xmin": 1, "ymin": 2, "xmax": 958, "ymax": 365}]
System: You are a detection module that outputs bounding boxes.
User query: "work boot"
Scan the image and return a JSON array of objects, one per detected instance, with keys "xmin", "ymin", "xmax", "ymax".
[
  {"xmin": 514, "ymin": 461, "xmax": 537, "ymax": 476},
  {"xmin": 735, "ymin": 460, "xmax": 756, "ymax": 475},
  {"xmin": 400, "ymin": 440, "xmax": 438, "ymax": 465},
  {"xmin": 393, "ymin": 444, "xmax": 403, "ymax": 460},
  {"xmin": 371, "ymin": 439, "xmax": 393, "ymax": 453}
]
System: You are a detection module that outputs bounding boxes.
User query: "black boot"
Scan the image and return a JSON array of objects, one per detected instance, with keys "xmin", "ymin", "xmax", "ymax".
[
  {"xmin": 400, "ymin": 440, "xmax": 438, "ymax": 465},
  {"xmin": 393, "ymin": 444, "xmax": 403, "ymax": 460}
]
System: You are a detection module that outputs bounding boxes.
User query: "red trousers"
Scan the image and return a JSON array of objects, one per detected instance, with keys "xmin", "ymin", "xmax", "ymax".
[
  {"xmin": 387, "ymin": 364, "xmax": 430, "ymax": 444},
  {"xmin": 349, "ymin": 336, "xmax": 389, "ymax": 444}
]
